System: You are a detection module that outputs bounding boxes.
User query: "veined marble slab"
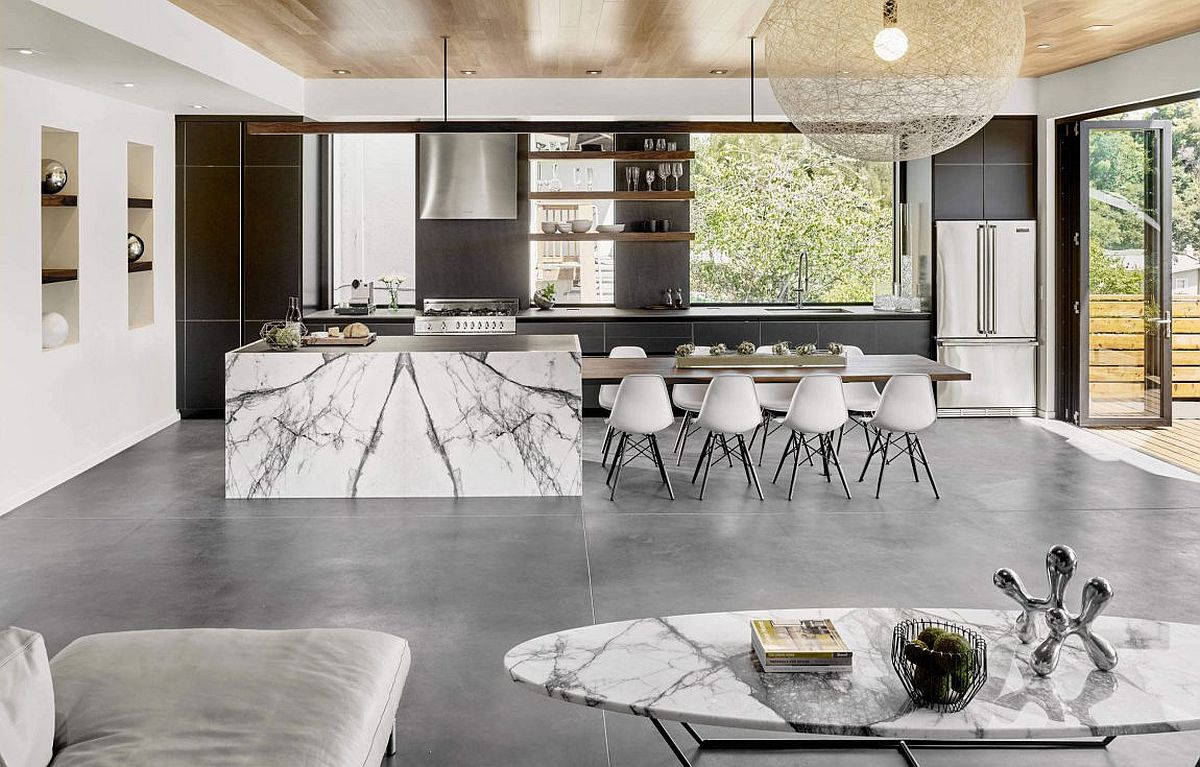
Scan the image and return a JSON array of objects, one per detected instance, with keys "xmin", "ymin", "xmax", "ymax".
[
  {"xmin": 225, "ymin": 338, "xmax": 582, "ymax": 498},
  {"xmin": 505, "ymin": 607, "xmax": 1200, "ymax": 740}
]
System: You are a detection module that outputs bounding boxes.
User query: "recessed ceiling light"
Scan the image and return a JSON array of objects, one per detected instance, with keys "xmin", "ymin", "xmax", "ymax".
[
  {"xmin": 332, "ymin": 69, "xmax": 351, "ymax": 75},
  {"xmin": 1083, "ymin": 24, "xmax": 1114, "ymax": 31},
  {"xmin": 119, "ymin": 82, "xmax": 136, "ymax": 88},
  {"xmin": 191, "ymin": 104, "xmax": 207, "ymax": 109},
  {"xmin": 585, "ymin": 69, "xmax": 602, "ymax": 75},
  {"xmin": 710, "ymin": 69, "xmax": 728, "ymax": 75},
  {"xmin": 10, "ymin": 47, "xmax": 40, "ymax": 55},
  {"xmin": 460, "ymin": 69, "xmax": 477, "ymax": 75},
  {"xmin": 1036, "ymin": 43, "xmax": 1053, "ymax": 49}
]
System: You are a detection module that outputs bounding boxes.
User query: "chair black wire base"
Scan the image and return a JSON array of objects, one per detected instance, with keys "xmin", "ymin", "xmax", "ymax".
[
  {"xmin": 606, "ymin": 431, "xmax": 674, "ymax": 501},
  {"xmin": 649, "ymin": 718, "xmax": 1116, "ymax": 767},
  {"xmin": 690, "ymin": 431, "xmax": 763, "ymax": 501},
  {"xmin": 858, "ymin": 427, "xmax": 940, "ymax": 499},
  {"xmin": 772, "ymin": 429, "xmax": 852, "ymax": 500}
]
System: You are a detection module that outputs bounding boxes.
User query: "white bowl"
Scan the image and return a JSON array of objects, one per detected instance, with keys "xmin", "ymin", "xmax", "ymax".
[
  {"xmin": 540, "ymin": 221, "xmax": 558, "ymax": 234},
  {"xmin": 556, "ymin": 222, "xmax": 574, "ymax": 234},
  {"xmin": 596, "ymin": 224, "xmax": 625, "ymax": 233},
  {"xmin": 570, "ymin": 219, "xmax": 593, "ymax": 233}
]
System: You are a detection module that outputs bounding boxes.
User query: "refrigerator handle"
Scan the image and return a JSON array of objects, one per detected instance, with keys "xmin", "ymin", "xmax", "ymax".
[
  {"xmin": 976, "ymin": 225, "xmax": 985, "ymax": 335},
  {"xmin": 988, "ymin": 224, "xmax": 997, "ymax": 334}
]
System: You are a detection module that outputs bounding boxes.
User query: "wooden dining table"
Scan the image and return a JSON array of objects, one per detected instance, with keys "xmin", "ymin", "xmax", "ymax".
[{"xmin": 580, "ymin": 354, "xmax": 971, "ymax": 384}]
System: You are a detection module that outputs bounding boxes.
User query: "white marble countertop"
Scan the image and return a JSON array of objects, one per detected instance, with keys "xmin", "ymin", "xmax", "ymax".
[
  {"xmin": 230, "ymin": 335, "xmax": 580, "ymax": 355},
  {"xmin": 504, "ymin": 607, "xmax": 1200, "ymax": 740}
]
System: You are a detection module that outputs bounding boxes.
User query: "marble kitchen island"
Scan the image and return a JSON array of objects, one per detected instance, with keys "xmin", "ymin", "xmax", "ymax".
[{"xmin": 224, "ymin": 335, "xmax": 582, "ymax": 499}]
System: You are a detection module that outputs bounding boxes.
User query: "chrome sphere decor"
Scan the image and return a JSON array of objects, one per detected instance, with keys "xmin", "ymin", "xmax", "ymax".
[
  {"xmin": 42, "ymin": 158, "xmax": 68, "ymax": 193},
  {"xmin": 761, "ymin": 0, "xmax": 1025, "ymax": 162},
  {"xmin": 993, "ymin": 544, "xmax": 1119, "ymax": 676},
  {"xmin": 127, "ymin": 233, "xmax": 145, "ymax": 263}
]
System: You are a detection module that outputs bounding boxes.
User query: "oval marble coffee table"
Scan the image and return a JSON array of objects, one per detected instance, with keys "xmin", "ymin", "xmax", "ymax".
[{"xmin": 504, "ymin": 607, "xmax": 1200, "ymax": 766}]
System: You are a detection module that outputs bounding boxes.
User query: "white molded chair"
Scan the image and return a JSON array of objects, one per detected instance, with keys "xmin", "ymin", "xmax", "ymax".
[
  {"xmin": 606, "ymin": 375, "xmax": 676, "ymax": 501},
  {"xmin": 749, "ymin": 345, "xmax": 797, "ymax": 465},
  {"xmin": 671, "ymin": 346, "xmax": 710, "ymax": 465},
  {"xmin": 771, "ymin": 375, "xmax": 851, "ymax": 500},
  {"xmin": 690, "ymin": 374, "xmax": 764, "ymax": 500},
  {"xmin": 857, "ymin": 374, "xmax": 940, "ymax": 499},
  {"xmin": 599, "ymin": 346, "xmax": 646, "ymax": 466},
  {"xmin": 838, "ymin": 344, "xmax": 882, "ymax": 452}
]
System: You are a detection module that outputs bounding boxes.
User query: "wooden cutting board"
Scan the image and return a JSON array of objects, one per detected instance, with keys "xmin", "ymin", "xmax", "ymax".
[{"xmin": 302, "ymin": 333, "xmax": 377, "ymax": 346}]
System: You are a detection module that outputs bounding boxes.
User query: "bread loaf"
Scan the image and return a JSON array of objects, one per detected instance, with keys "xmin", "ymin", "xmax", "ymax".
[{"xmin": 345, "ymin": 322, "xmax": 370, "ymax": 339}]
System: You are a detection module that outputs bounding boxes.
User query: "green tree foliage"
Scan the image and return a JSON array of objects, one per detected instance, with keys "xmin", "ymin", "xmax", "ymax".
[
  {"xmin": 1089, "ymin": 240, "xmax": 1143, "ymax": 294},
  {"xmin": 690, "ymin": 134, "xmax": 893, "ymax": 303}
]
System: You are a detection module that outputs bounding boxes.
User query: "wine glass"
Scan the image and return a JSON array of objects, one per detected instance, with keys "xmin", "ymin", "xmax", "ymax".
[
  {"xmin": 672, "ymin": 162, "xmax": 684, "ymax": 191},
  {"xmin": 645, "ymin": 169, "xmax": 656, "ymax": 192},
  {"xmin": 629, "ymin": 166, "xmax": 640, "ymax": 191},
  {"xmin": 586, "ymin": 167, "xmax": 594, "ymax": 191},
  {"xmin": 573, "ymin": 167, "xmax": 582, "ymax": 190},
  {"xmin": 658, "ymin": 163, "xmax": 671, "ymax": 191}
]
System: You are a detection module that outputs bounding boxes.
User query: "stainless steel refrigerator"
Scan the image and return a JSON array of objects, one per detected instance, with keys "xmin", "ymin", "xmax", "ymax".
[{"xmin": 935, "ymin": 220, "xmax": 1038, "ymax": 416}]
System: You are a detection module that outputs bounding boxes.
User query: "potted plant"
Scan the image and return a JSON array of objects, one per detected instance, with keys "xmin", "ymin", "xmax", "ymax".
[{"xmin": 533, "ymin": 283, "xmax": 556, "ymax": 310}]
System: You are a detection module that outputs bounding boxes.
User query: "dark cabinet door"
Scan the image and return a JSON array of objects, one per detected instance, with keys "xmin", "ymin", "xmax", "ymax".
[
  {"xmin": 243, "ymin": 165, "xmax": 302, "ymax": 321},
  {"xmin": 692, "ymin": 321, "xmax": 760, "ymax": 348},
  {"xmin": 983, "ymin": 163, "xmax": 1036, "ymax": 220},
  {"xmin": 933, "ymin": 164, "xmax": 985, "ymax": 220},
  {"xmin": 182, "ymin": 166, "xmax": 240, "ymax": 320},
  {"xmin": 604, "ymin": 321, "xmax": 692, "ymax": 354},
  {"xmin": 983, "ymin": 118, "xmax": 1035, "ymax": 164}
]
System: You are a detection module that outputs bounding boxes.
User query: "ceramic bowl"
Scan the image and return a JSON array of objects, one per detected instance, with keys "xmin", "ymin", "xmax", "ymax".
[
  {"xmin": 596, "ymin": 224, "xmax": 625, "ymax": 233},
  {"xmin": 570, "ymin": 219, "xmax": 593, "ymax": 233},
  {"xmin": 556, "ymin": 222, "xmax": 574, "ymax": 234},
  {"xmin": 540, "ymin": 221, "xmax": 558, "ymax": 234}
]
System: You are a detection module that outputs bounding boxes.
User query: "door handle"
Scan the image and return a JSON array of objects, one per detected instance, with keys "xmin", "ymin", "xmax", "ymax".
[
  {"xmin": 987, "ymin": 225, "xmax": 997, "ymax": 334},
  {"xmin": 1153, "ymin": 312, "xmax": 1173, "ymax": 339},
  {"xmin": 976, "ymin": 225, "xmax": 985, "ymax": 335}
]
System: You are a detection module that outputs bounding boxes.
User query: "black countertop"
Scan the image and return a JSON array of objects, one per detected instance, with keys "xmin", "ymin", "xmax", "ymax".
[
  {"xmin": 231, "ymin": 335, "xmax": 581, "ymax": 354},
  {"xmin": 304, "ymin": 306, "xmax": 930, "ymax": 323}
]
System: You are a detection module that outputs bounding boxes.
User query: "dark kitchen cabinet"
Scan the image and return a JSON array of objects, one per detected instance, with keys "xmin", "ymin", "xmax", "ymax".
[{"xmin": 933, "ymin": 116, "xmax": 1036, "ymax": 221}]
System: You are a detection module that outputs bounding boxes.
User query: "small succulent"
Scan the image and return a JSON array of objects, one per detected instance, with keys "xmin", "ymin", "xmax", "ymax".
[
  {"xmin": 771, "ymin": 340, "xmax": 791, "ymax": 356},
  {"xmin": 675, "ymin": 343, "xmax": 696, "ymax": 357},
  {"xmin": 736, "ymin": 340, "xmax": 756, "ymax": 355},
  {"xmin": 797, "ymin": 342, "xmax": 817, "ymax": 355},
  {"xmin": 709, "ymin": 343, "xmax": 727, "ymax": 356},
  {"xmin": 827, "ymin": 341, "xmax": 844, "ymax": 355}
]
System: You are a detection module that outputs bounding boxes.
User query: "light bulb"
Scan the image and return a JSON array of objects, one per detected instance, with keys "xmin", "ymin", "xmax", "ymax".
[{"xmin": 873, "ymin": 26, "xmax": 908, "ymax": 61}]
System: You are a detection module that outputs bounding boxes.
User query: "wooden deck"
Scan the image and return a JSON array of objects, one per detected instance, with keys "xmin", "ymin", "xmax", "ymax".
[{"xmin": 1091, "ymin": 421, "xmax": 1200, "ymax": 474}]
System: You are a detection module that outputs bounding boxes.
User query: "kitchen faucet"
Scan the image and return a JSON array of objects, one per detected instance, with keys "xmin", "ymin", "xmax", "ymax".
[{"xmin": 795, "ymin": 251, "xmax": 809, "ymax": 308}]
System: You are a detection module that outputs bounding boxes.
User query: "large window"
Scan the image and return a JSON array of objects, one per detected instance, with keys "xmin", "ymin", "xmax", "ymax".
[
  {"xmin": 331, "ymin": 134, "xmax": 417, "ymax": 304},
  {"xmin": 690, "ymin": 134, "xmax": 894, "ymax": 304}
]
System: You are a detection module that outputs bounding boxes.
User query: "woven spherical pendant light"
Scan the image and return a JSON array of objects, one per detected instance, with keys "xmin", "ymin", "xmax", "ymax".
[{"xmin": 761, "ymin": 0, "xmax": 1025, "ymax": 162}]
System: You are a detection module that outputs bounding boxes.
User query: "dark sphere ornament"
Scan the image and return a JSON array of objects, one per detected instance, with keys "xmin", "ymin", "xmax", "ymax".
[
  {"xmin": 42, "ymin": 159, "xmax": 68, "ymax": 194},
  {"xmin": 127, "ymin": 233, "xmax": 145, "ymax": 263}
]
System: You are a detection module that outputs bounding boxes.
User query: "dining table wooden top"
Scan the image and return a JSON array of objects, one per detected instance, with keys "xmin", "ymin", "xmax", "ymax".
[{"xmin": 581, "ymin": 354, "xmax": 971, "ymax": 384}]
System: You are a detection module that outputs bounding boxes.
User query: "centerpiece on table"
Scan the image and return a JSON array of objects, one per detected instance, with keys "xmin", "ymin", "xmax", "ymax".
[
  {"xmin": 378, "ymin": 272, "xmax": 407, "ymax": 311},
  {"xmin": 674, "ymin": 340, "xmax": 847, "ymax": 368}
]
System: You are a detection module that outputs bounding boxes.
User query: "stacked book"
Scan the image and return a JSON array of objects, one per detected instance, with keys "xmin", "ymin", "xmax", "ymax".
[{"xmin": 751, "ymin": 618, "xmax": 853, "ymax": 673}]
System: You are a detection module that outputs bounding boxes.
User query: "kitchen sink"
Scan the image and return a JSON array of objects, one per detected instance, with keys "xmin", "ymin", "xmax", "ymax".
[{"xmin": 763, "ymin": 307, "xmax": 851, "ymax": 313}]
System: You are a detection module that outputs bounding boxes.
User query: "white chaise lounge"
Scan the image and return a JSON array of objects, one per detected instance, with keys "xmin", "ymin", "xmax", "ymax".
[{"xmin": 1, "ymin": 626, "xmax": 411, "ymax": 767}]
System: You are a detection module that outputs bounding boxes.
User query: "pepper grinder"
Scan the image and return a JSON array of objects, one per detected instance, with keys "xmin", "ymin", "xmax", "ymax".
[
  {"xmin": 672, "ymin": 288, "xmax": 684, "ymax": 308},
  {"xmin": 661, "ymin": 288, "xmax": 673, "ymax": 308}
]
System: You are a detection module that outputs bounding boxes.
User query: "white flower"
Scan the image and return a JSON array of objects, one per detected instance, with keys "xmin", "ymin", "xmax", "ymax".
[{"xmin": 378, "ymin": 272, "xmax": 407, "ymax": 286}]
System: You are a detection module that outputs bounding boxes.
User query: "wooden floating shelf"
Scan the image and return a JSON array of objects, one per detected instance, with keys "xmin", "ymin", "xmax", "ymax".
[
  {"xmin": 530, "ymin": 191, "xmax": 694, "ymax": 201},
  {"xmin": 128, "ymin": 261, "xmax": 153, "ymax": 273},
  {"xmin": 42, "ymin": 194, "xmax": 78, "ymax": 207},
  {"xmin": 529, "ymin": 151, "xmax": 694, "ymax": 161},
  {"xmin": 128, "ymin": 198, "xmax": 153, "ymax": 209},
  {"xmin": 530, "ymin": 231, "xmax": 694, "ymax": 242},
  {"xmin": 42, "ymin": 268, "xmax": 79, "ymax": 284}
]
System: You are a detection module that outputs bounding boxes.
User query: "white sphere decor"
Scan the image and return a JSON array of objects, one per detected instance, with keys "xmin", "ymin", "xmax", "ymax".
[
  {"xmin": 41, "ymin": 312, "xmax": 69, "ymax": 349},
  {"xmin": 761, "ymin": 0, "xmax": 1026, "ymax": 162}
]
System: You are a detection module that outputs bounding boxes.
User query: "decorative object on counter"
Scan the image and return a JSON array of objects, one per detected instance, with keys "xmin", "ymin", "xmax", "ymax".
[
  {"xmin": 771, "ymin": 340, "xmax": 791, "ymax": 355},
  {"xmin": 378, "ymin": 272, "xmax": 407, "ymax": 311},
  {"xmin": 675, "ymin": 343, "xmax": 696, "ymax": 357},
  {"xmin": 41, "ymin": 312, "xmax": 69, "ymax": 349},
  {"xmin": 826, "ymin": 342, "xmax": 844, "ymax": 355},
  {"xmin": 42, "ymin": 159, "xmax": 68, "ymax": 193},
  {"xmin": 891, "ymin": 618, "xmax": 987, "ymax": 712},
  {"xmin": 596, "ymin": 224, "xmax": 625, "ymax": 233},
  {"xmin": 993, "ymin": 543, "xmax": 1118, "ymax": 676},
  {"xmin": 260, "ymin": 322, "xmax": 303, "ymax": 351},
  {"xmin": 533, "ymin": 283, "xmax": 556, "ymax": 310},
  {"xmin": 303, "ymin": 322, "xmax": 376, "ymax": 346},
  {"xmin": 662, "ymin": 288, "xmax": 674, "ymax": 307},
  {"xmin": 284, "ymin": 296, "xmax": 305, "ymax": 331},
  {"xmin": 127, "ymin": 233, "xmax": 145, "ymax": 263},
  {"xmin": 672, "ymin": 287, "xmax": 684, "ymax": 308},
  {"xmin": 737, "ymin": 341, "xmax": 757, "ymax": 355},
  {"xmin": 761, "ymin": 0, "xmax": 1024, "ymax": 162},
  {"xmin": 676, "ymin": 347, "xmax": 846, "ymax": 368},
  {"xmin": 797, "ymin": 342, "xmax": 817, "ymax": 355},
  {"xmin": 708, "ymin": 343, "xmax": 727, "ymax": 356},
  {"xmin": 993, "ymin": 544, "xmax": 1076, "ymax": 644}
]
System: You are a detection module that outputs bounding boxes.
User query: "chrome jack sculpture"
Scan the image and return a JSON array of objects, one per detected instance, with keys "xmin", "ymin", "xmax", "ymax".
[
  {"xmin": 992, "ymin": 544, "xmax": 1077, "ymax": 644},
  {"xmin": 993, "ymin": 544, "xmax": 1119, "ymax": 676}
]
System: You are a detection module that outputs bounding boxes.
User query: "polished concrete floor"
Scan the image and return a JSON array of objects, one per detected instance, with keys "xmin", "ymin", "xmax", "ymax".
[{"xmin": 4, "ymin": 417, "xmax": 1200, "ymax": 766}]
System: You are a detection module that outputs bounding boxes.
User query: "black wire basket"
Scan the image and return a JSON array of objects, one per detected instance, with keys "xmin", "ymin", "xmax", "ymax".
[{"xmin": 891, "ymin": 618, "xmax": 988, "ymax": 712}]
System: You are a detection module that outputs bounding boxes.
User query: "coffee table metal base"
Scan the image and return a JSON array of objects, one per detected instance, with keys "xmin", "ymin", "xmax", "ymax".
[{"xmin": 649, "ymin": 718, "xmax": 1117, "ymax": 767}]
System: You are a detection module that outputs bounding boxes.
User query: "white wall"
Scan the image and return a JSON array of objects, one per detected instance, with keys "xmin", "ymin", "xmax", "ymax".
[
  {"xmin": 1034, "ymin": 31, "xmax": 1200, "ymax": 418},
  {"xmin": 0, "ymin": 67, "xmax": 178, "ymax": 514}
]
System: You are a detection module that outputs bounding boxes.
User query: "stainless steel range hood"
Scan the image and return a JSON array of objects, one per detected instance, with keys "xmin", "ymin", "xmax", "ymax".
[{"xmin": 418, "ymin": 134, "xmax": 517, "ymax": 219}]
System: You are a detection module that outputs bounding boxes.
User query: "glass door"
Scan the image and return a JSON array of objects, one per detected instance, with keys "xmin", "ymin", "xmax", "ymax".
[{"xmin": 1079, "ymin": 120, "xmax": 1173, "ymax": 426}]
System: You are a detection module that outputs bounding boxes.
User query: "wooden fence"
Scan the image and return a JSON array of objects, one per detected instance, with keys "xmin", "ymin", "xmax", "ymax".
[{"xmin": 1089, "ymin": 294, "xmax": 1200, "ymax": 401}]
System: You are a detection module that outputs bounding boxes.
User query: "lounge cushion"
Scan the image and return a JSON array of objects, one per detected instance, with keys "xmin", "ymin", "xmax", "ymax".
[
  {"xmin": 49, "ymin": 628, "xmax": 410, "ymax": 767},
  {"xmin": 0, "ymin": 627, "xmax": 54, "ymax": 767}
]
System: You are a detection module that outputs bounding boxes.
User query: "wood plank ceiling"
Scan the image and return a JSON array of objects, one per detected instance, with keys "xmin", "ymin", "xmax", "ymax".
[{"xmin": 168, "ymin": 0, "xmax": 1200, "ymax": 79}]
